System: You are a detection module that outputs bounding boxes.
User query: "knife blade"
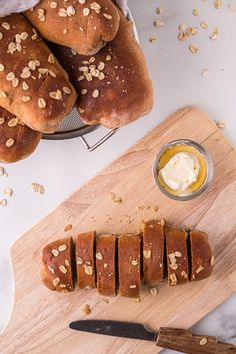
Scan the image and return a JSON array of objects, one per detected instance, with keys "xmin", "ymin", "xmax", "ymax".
[
  {"xmin": 69, "ymin": 320, "xmax": 156, "ymax": 341},
  {"xmin": 69, "ymin": 320, "xmax": 236, "ymax": 354}
]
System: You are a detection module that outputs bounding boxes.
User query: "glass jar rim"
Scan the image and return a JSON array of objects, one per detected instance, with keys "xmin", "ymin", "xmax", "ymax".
[{"xmin": 152, "ymin": 139, "xmax": 214, "ymax": 201}]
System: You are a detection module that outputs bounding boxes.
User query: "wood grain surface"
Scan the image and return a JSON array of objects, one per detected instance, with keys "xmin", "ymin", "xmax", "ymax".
[{"xmin": 0, "ymin": 107, "xmax": 236, "ymax": 354}]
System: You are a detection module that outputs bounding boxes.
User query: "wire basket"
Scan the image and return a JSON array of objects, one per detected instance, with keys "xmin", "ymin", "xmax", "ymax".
[{"xmin": 42, "ymin": 8, "xmax": 139, "ymax": 151}]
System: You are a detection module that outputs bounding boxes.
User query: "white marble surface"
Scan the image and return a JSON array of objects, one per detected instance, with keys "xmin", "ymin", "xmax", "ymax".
[{"xmin": 0, "ymin": 0, "xmax": 236, "ymax": 352}]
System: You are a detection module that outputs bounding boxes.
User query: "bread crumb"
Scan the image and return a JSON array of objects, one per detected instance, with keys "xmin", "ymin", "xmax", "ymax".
[
  {"xmin": 102, "ymin": 298, "xmax": 109, "ymax": 304},
  {"xmin": 108, "ymin": 192, "xmax": 115, "ymax": 200},
  {"xmin": 83, "ymin": 304, "xmax": 91, "ymax": 315},
  {"xmin": 149, "ymin": 36, "xmax": 156, "ymax": 43},
  {"xmin": 156, "ymin": 7, "xmax": 162, "ymax": 15},
  {"xmin": 64, "ymin": 224, "xmax": 72, "ymax": 232},
  {"xmin": 108, "ymin": 192, "xmax": 122, "ymax": 203}
]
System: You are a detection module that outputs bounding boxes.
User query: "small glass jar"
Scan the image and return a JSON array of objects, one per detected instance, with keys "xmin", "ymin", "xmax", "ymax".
[{"xmin": 153, "ymin": 139, "xmax": 214, "ymax": 201}]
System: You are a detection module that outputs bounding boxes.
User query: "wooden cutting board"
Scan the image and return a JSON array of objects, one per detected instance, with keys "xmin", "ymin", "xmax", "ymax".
[{"xmin": 1, "ymin": 107, "xmax": 236, "ymax": 354}]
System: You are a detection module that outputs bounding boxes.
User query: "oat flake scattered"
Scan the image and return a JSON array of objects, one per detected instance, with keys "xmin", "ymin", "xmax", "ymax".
[
  {"xmin": 83, "ymin": 304, "xmax": 91, "ymax": 315},
  {"xmin": 214, "ymin": 0, "xmax": 222, "ymax": 9},
  {"xmin": 150, "ymin": 287, "xmax": 158, "ymax": 296},
  {"xmin": 216, "ymin": 121, "xmax": 225, "ymax": 129},
  {"xmin": 200, "ymin": 21, "xmax": 208, "ymax": 29},
  {"xmin": 228, "ymin": 3, "xmax": 236, "ymax": 12},
  {"xmin": 4, "ymin": 188, "xmax": 12, "ymax": 197},
  {"xmin": 193, "ymin": 8, "xmax": 199, "ymax": 16},
  {"xmin": 209, "ymin": 27, "xmax": 220, "ymax": 40},
  {"xmin": 0, "ymin": 199, "xmax": 7, "ymax": 207},
  {"xmin": 31, "ymin": 183, "xmax": 45, "ymax": 194},
  {"xmin": 154, "ymin": 20, "xmax": 164, "ymax": 28},
  {"xmin": 201, "ymin": 68, "xmax": 209, "ymax": 77},
  {"xmin": 189, "ymin": 44, "xmax": 199, "ymax": 53},
  {"xmin": 200, "ymin": 337, "xmax": 208, "ymax": 345}
]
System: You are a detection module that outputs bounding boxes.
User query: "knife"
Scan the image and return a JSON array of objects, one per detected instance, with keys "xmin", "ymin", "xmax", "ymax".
[{"xmin": 69, "ymin": 320, "xmax": 236, "ymax": 354}]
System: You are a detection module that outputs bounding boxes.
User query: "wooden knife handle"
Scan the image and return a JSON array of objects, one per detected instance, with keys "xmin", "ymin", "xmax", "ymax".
[{"xmin": 156, "ymin": 327, "xmax": 236, "ymax": 354}]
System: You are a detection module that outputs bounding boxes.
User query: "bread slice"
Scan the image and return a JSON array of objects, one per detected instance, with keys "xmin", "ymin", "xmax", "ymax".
[
  {"xmin": 190, "ymin": 229, "xmax": 214, "ymax": 281},
  {"xmin": 25, "ymin": 0, "xmax": 120, "ymax": 56},
  {"xmin": 165, "ymin": 226, "xmax": 189, "ymax": 286},
  {"xmin": 48, "ymin": 12, "xmax": 153, "ymax": 129},
  {"xmin": 96, "ymin": 235, "xmax": 117, "ymax": 297},
  {"xmin": 143, "ymin": 220, "xmax": 165, "ymax": 285},
  {"xmin": 41, "ymin": 237, "xmax": 75, "ymax": 292},
  {"xmin": 118, "ymin": 235, "xmax": 141, "ymax": 298},
  {"xmin": 76, "ymin": 231, "xmax": 96, "ymax": 289},
  {"xmin": 0, "ymin": 107, "xmax": 41, "ymax": 163}
]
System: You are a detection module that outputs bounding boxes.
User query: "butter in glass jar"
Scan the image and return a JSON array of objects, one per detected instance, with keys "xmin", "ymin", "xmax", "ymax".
[{"xmin": 153, "ymin": 139, "xmax": 213, "ymax": 201}]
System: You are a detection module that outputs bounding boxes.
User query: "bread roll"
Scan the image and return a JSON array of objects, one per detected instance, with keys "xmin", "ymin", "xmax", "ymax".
[
  {"xmin": 76, "ymin": 231, "xmax": 96, "ymax": 289},
  {"xmin": 118, "ymin": 235, "xmax": 141, "ymax": 298},
  {"xmin": 25, "ymin": 0, "xmax": 120, "ymax": 56},
  {"xmin": 190, "ymin": 230, "xmax": 214, "ymax": 281},
  {"xmin": 49, "ymin": 12, "xmax": 154, "ymax": 129},
  {"xmin": 143, "ymin": 220, "xmax": 165, "ymax": 285},
  {"xmin": 0, "ymin": 106, "xmax": 41, "ymax": 163},
  {"xmin": 41, "ymin": 237, "xmax": 75, "ymax": 292},
  {"xmin": 165, "ymin": 227, "xmax": 189, "ymax": 286},
  {"xmin": 0, "ymin": 14, "xmax": 76, "ymax": 133},
  {"xmin": 96, "ymin": 235, "xmax": 117, "ymax": 296}
]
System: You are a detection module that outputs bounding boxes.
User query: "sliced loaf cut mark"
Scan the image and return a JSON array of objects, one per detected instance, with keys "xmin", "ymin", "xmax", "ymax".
[
  {"xmin": 165, "ymin": 226, "xmax": 189, "ymax": 286},
  {"xmin": 96, "ymin": 234, "xmax": 117, "ymax": 297},
  {"xmin": 143, "ymin": 219, "xmax": 165, "ymax": 285},
  {"xmin": 118, "ymin": 234, "xmax": 141, "ymax": 298},
  {"xmin": 189, "ymin": 229, "xmax": 214, "ymax": 281},
  {"xmin": 75, "ymin": 231, "xmax": 96, "ymax": 289}
]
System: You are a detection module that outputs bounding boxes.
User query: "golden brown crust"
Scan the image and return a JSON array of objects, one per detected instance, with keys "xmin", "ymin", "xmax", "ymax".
[
  {"xmin": 25, "ymin": 0, "xmax": 120, "ymax": 56},
  {"xmin": 76, "ymin": 231, "xmax": 96, "ymax": 289},
  {"xmin": 96, "ymin": 235, "xmax": 116, "ymax": 296},
  {"xmin": 0, "ymin": 106, "xmax": 41, "ymax": 163},
  {"xmin": 0, "ymin": 14, "xmax": 76, "ymax": 133},
  {"xmin": 143, "ymin": 220, "xmax": 164, "ymax": 285},
  {"xmin": 190, "ymin": 229, "xmax": 214, "ymax": 281},
  {"xmin": 165, "ymin": 226, "xmax": 189, "ymax": 286},
  {"xmin": 49, "ymin": 12, "xmax": 153, "ymax": 129},
  {"xmin": 41, "ymin": 237, "xmax": 75, "ymax": 292},
  {"xmin": 118, "ymin": 235, "xmax": 141, "ymax": 298}
]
